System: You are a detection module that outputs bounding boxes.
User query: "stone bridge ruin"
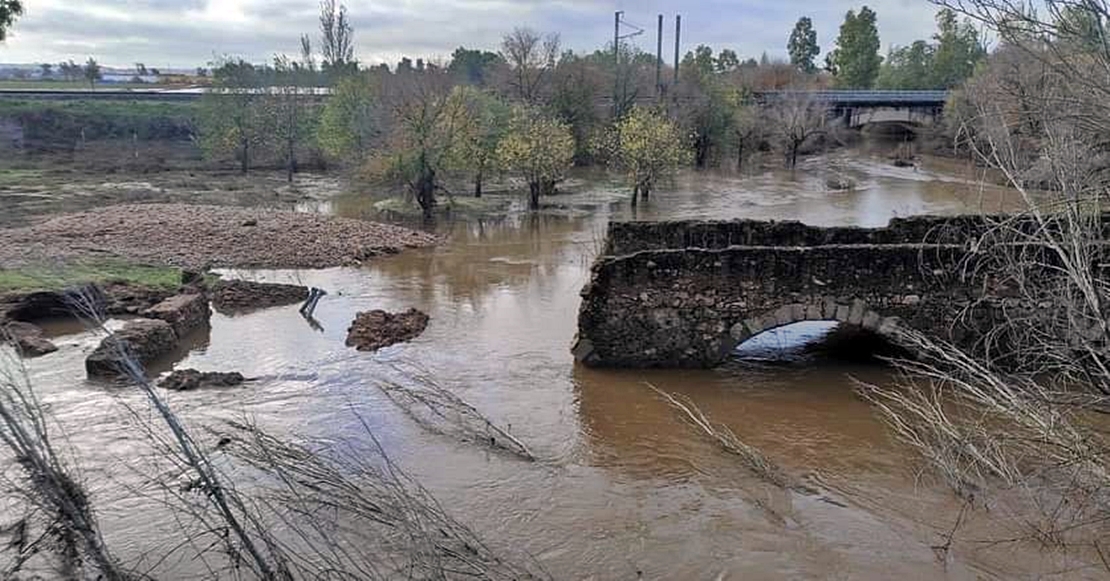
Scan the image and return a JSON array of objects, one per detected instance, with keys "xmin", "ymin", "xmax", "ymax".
[{"xmin": 573, "ymin": 216, "xmax": 1006, "ymax": 368}]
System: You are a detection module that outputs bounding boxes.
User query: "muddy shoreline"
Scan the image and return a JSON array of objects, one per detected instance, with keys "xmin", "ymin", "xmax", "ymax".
[{"xmin": 0, "ymin": 202, "xmax": 437, "ymax": 270}]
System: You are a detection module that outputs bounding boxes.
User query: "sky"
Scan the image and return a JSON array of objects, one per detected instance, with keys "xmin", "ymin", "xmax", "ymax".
[{"xmin": 0, "ymin": 0, "xmax": 943, "ymax": 69}]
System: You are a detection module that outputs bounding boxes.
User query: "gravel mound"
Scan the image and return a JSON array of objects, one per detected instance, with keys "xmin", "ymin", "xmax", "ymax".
[
  {"xmin": 346, "ymin": 309, "xmax": 430, "ymax": 352},
  {"xmin": 0, "ymin": 203, "xmax": 437, "ymax": 269}
]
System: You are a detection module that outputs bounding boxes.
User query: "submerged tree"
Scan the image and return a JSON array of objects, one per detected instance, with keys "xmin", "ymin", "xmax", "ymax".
[
  {"xmin": 604, "ymin": 106, "xmax": 690, "ymax": 206},
  {"xmin": 767, "ymin": 92, "xmax": 827, "ymax": 168},
  {"xmin": 445, "ymin": 86, "xmax": 510, "ymax": 197},
  {"xmin": 498, "ymin": 107, "xmax": 574, "ymax": 209},
  {"xmin": 377, "ymin": 71, "xmax": 467, "ymax": 220}
]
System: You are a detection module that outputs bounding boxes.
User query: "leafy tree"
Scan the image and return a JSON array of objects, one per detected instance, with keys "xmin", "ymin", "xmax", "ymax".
[
  {"xmin": 682, "ymin": 45, "xmax": 716, "ymax": 77},
  {"xmin": 0, "ymin": 0, "xmax": 21, "ymax": 42},
  {"xmin": 39, "ymin": 63, "xmax": 51, "ymax": 78},
  {"xmin": 716, "ymin": 49, "xmax": 740, "ymax": 73},
  {"xmin": 199, "ymin": 58, "xmax": 269, "ymax": 173},
  {"xmin": 448, "ymin": 47, "xmax": 503, "ymax": 85},
  {"xmin": 788, "ymin": 17, "xmax": 820, "ymax": 74},
  {"xmin": 498, "ymin": 107, "xmax": 574, "ymax": 209},
  {"xmin": 931, "ymin": 8, "xmax": 985, "ymax": 88},
  {"xmin": 377, "ymin": 72, "xmax": 467, "ymax": 220},
  {"xmin": 1057, "ymin": 4, "xmax": 1107, "ymax": 50},
  {"xmin": 603, "ymin": 106, "xmax": 690, "ymax": 206},
  {"xmin": 445, "ymin": 86, "xmax": 510, "ymax": 197},
  {"xmin": 269, "ymin": 52, "xmax": 319, "ymax": 182},
  {"xmin": 317, "ymin": 73, "xmax": 383, "ymax": 161},
  {"xmin": 829, "ymin": 6, "xmax": 883, "ymax": 88},
  {"xmin": 549, "ymin": 52, "xmax": 602, "ymax": 163},
  {"xmin": 83, "ymin": 57, "xmax": 102, "ymax": 89},
  {"xmin": 135, "ymin": 63, "xmax": 147, "ymax": 76},
  {"xmin": 876, "ymin": 40, "xmax": 936, "ymax": 89}
]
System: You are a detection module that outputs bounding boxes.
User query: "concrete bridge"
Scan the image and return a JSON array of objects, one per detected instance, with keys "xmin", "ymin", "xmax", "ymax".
[
  {"xmin": 573, "ymin": 216, "xmax": 1001, "ymax": 368},
  {"xmin": 758, "ymin": 90, "xmax": 948, "ymax": 129}
]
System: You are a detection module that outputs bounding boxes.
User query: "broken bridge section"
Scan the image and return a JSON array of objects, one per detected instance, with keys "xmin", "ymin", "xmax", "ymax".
[{"xmin": 573, "ymin": 217, "xmax": 1000, "ymax": 368}]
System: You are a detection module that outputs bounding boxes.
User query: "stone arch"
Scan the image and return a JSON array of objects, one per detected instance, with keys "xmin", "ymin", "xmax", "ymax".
[{"xmin": 723, "ymin": 296, "xmax": 906, "ymax": 357}]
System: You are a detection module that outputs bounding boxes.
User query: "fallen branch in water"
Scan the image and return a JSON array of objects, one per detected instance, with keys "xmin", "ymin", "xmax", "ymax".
[
  {"xmin": 372, "ymin": 362, "xmax": 536, "ymax": 461},
  {"xmin": 644, "ymin": 382, "xmax": 790, "ymax": 488}
]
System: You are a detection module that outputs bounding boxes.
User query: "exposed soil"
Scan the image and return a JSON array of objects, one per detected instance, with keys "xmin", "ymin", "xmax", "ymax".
[
  {"xmin": 346, "ymin": 309, "xmax": 430, "ymax": 352},
  {"xmin": 210, "ymin": 280, "xmax": 309, "ymax": 314},
  {"xmin": 0, "ymin": 203, "xmax": 437, "ymax": 270}
]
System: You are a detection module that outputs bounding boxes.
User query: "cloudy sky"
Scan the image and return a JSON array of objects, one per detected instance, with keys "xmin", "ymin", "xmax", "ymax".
[{"xmin": 0, "ymin": 0, "xmax": 943, "ymax": 69}]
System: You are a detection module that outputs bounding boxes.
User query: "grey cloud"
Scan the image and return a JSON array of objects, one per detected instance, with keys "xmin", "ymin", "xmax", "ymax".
[{"xmin": 1, "ymin": 0, "xmax": 945, "ymax": 68}]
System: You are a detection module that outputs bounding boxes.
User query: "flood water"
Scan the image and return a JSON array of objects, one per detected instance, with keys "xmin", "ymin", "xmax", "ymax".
[{"xmin": 9, "ymin": 148, "xmax": 1095, "ymax": 579}]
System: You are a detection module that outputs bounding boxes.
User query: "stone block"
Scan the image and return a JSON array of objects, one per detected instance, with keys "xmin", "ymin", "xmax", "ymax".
[
  {"xmin": 835, "ymin": 304, "xmax": 850, "ymax": 322},
  {"xmin": 774, "ymin": 305, "xmax": 794, "ymax": 326},
  {"xmin": 823, "ymin": 297, "xmax": 839, "ymax": 319},
  {"xmin": 848, "ymin": 299, "xmax": 867, "ymax": 325},
  {"xmin": 790, "ymin": 304, "xmax": 805, "ymax": 322},
  {"xmin": 862, "ymin": 310, "xmax": 882, "ymax": 331},
  {"xmin": 805, "ymin": 304, "xmax": 823, "ymax": 320}
]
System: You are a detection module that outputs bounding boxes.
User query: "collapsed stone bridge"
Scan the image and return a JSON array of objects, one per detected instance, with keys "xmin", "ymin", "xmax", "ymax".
[{"xmin": 573, "ymin": 216, "xmax": 1004, "ymax": 368}]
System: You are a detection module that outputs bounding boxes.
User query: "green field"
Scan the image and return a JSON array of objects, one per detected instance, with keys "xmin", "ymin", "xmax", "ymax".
[{"xmin": 0, "ymin": 261, "xmax": 184, "ymax": 293}]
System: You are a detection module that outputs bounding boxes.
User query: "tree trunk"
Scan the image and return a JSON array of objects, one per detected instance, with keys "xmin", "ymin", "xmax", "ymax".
[
  {"xmin": 789, "ymin": 141, "xmax": 799, "ymax": 169},
  {"xmin": 474, "ymin": 171, "xmax": 483, "ymax": 198},
  {"xmin": 641, "ymin": 181, "xmax": 651, "ymax": 200},
  {"xmin": 416, "ymin": 166, "xmax": 436, "ymax": 221},
  {"xmin": 737, "ymin": 140, "xmax": 744, "ymax": 171},
  {"xmin": 240, "ymin": 140, "xmax": 249, "ymax": 174},
  {"xmin": 287, "ymin": 139, "xmax": 295, "ymax": 183},
  {"xmin": 529, "ymin": 181, "xmax": 540, "ymax": 210},
  {"xmin": 631, "ymin": 184, "xmax": 639, "ymax": 207}
]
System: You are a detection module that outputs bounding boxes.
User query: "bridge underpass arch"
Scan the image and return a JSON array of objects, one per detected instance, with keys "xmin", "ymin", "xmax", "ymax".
[{"xmin": 724, "ymin": 298, "xmax": 910, "ymax": 363}]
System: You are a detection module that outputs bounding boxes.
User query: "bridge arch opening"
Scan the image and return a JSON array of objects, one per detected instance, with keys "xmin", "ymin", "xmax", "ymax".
[{"xmin": 726, "ymin": 299, "xmax": 910, "ymax": 365}]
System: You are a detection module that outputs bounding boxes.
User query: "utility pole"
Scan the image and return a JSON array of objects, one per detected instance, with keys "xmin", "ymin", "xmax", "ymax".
[
  {"xmin": 656, "ymin": 14, "xmax": 664, "ymax": 95},
  {"xmin": 673, "ymin": 14, "xmax": 682, "ymax": 88},
  {"xmin": 612, "ymin": 11, "xmax": 644, "ymax": 118}
]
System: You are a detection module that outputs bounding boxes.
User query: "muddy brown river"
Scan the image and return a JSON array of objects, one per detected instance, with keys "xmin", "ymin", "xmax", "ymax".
[{"xmin": 9, "ymin": 148, "xmax": 1098, "ymax": 579}]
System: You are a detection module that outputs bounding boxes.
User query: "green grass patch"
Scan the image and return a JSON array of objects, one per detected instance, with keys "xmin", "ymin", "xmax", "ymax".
[
  {"xmin": 0, "ymin": 261, "xmax": 183, "ymax": 293},
  {"xmin": 0, "ymin": 169, "xmax": 45, "ymax": 185}
]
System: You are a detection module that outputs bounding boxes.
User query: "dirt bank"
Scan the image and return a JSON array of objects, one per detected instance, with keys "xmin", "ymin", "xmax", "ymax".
[{"xmin": 0, "ymin": 203, "xmax": 437, "ymax": 270}]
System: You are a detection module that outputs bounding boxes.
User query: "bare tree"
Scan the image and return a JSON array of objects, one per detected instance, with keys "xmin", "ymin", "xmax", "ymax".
[
  {"xmin": 500, "ymin": 27, "xmax": 560, "ymax": 104},
  {"xmin": 765, "ymin": 91, "xmax": 827, "ymax": 168},
  {"xmin": 858, "ymin": 1, "xmax": 1110, "ymax": 571},
  {"xmin": 319, "ymin": 0, "xmax": 355, "ymax": 78}
]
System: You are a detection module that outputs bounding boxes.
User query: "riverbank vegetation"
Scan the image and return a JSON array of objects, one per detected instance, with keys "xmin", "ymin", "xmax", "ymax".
[
  {"xmin": 0, "ymin": 2, "xmax": 990, "ymax": 219},
  {"xmin": 857, "ymin": 0, "xmax": 1110, "ymax": 572}
]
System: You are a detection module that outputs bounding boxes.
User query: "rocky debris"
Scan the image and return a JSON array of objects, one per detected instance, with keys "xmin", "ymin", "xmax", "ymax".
[
  {"xmin": 86, "ymin": 319, "xmax": 177, "ymax": 377},
  {"xmin": 3, "ymin": 321, "xmax": 57, "ymax": 357},
  {"xmin": 159, "ymin": 369, "xmax": 246, "ymax": 391},
  {"xmin": 892, "ymin": 158, "xmax": 915, "ymax": 168},
  {"xmin": 210, "ymin": 280, "xmax": 309, "ymax": 313},
  {"xmin": 346, "ymin": 309, "xmax": 429, "ymax": 352},
  {"xmin": 0, "ymin": 281, "xmax": 176, "ymax": 323},
  {"xmin": 102, "ymin": 281, "xmax": 178, "ymax": 315},
  {"xmin": 0, "ymin": 204, "xmax": 438, "ymax": 270},
  {"xmin": 142, "ymin": 293, "xmax": 210, "ymax": 337},
  {"xmin": 0, "ymin": 284, "xmax": 98, "ymax": 322},
  {"xmin": 825, "ymin": 176, "xmax": 856, "ymax": 191}
]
